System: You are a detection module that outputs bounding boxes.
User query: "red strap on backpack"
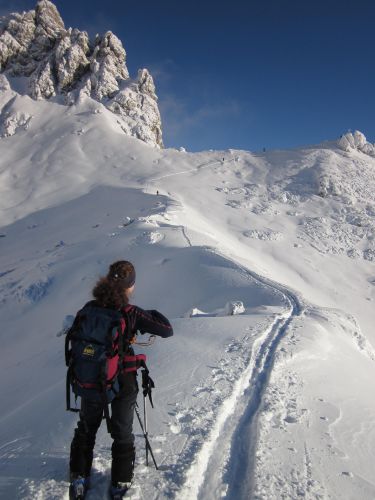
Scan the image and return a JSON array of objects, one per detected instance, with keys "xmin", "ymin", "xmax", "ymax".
[{"xmin": 123, "ymin": 354, "xmax": 147, "ymax": 373}]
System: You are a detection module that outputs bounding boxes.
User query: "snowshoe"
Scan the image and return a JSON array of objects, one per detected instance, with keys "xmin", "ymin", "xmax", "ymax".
[
  {"xmin": 69, "ymin": 476, "xmax": 89, "ymax": 499},
  {"xmin": 109, "ymin": 481, "xmax": 132, "ymax": 499}
]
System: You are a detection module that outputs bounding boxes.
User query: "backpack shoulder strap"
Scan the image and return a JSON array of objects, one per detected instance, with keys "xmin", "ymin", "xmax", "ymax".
[{"xmin": 64, "ymin": 309, "xmax": 83, "ymax": 366}]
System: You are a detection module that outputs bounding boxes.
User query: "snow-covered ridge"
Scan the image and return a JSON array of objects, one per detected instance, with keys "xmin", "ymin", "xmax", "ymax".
[{"xmin": 0, "ymin": 0, "xmax": 163, "ymax": 147}]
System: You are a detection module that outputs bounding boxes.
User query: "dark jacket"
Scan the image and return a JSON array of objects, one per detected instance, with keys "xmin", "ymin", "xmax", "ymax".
[
  {"xmin": 82, "ymin": 300, "xmax": 173, "ymax": 340},
  {"xmin": 123, "ymin": 304, "xmax": 173, "ymax": 339}
]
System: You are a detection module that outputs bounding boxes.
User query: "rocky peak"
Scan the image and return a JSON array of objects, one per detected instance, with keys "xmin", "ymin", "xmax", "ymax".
[
  {"xmin": 35, "ymin": 0, "xmax": 65, "ymax": 37},
  {"xmin": 90, "ymin": 31, "xmax": 129, "ymax": 100},
  {"xmin": 0, "ymin": 0, "xmax": 163, "ymax": 147},
  {"xmin": 137, "ymin": 68, "xmax": 157, "ymax": 99},
  {"xmin": 54, "ymin": 28, "xmax": 90, "ymax": 93}
]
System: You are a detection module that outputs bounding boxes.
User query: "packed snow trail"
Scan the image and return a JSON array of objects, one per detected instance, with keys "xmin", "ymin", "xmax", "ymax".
[
  {"xmin": 149, "ymin": 159, "xmax": 223, "ymax": 183},
  {"xmin": 222, "ymin": 288, "xmax": 301, "ymax": 499},
  {"xmin": 135, "ymin": 185, "xmax": 307, "ymax": 499},
  {"xmin": 177, "ymin": 254, "xmax": 302, "ymax": 500}
]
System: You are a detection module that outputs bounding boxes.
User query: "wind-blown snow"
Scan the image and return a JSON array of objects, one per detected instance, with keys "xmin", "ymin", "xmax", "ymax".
[{"xmin": 0, "ymin": 82, "xmax": 375, "ymax": 498}]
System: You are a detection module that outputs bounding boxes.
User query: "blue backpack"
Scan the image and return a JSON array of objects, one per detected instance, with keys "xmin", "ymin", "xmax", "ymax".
[{"xmin": 65, "ymin": 302, "xmax": 146, "ymax": 432}]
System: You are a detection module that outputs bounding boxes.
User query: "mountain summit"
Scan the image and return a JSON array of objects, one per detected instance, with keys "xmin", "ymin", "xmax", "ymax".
[{"xmin": 0, "ymin": 0, "xmax": 163, "ymax": 147}]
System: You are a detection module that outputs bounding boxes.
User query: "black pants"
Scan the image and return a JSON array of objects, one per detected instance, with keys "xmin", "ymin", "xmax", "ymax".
[{"xmin": 70, "ymin": 372, "xmax": 138, "ymax": 483}]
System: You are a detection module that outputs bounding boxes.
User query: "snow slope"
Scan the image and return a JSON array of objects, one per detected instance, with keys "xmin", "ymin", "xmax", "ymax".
[{"xmin": 0, "ymin": 94, "xmax": 375, "ymax": 499}]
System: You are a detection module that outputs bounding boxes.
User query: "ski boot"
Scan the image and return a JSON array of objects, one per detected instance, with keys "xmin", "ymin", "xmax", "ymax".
[
  {"xmin": 109, "ymin": 481, "xmax": 132, "ymax": 499},
  {"xmin": 69, "ymin": 476, "xmax": 89, "ymax": 499}
]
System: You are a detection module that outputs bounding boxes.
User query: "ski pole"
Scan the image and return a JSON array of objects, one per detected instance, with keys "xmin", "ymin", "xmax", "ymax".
[
  {"xmin": 134, "ymin": 403, "xmax": 158, "ymax": 470},
  {"xmin": 144, "ymin": 394, "xmax": 149, "ymax": 466}
]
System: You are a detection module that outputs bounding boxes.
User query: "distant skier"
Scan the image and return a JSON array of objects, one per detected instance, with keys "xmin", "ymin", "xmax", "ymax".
[
  {"xmin": 67, "ymin": 260, "xmax": 173, "ymax": 499},
  {"xmin": 156, "ymin": 190, "xmax": 159, "ymax": 195}
]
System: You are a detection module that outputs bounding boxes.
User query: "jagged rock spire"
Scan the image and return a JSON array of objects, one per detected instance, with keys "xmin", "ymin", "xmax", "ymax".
[
  {"xmin": 35, "ymin": 0, "xmax": 65, "ymax": 37},
  {"xmin": 90, "ymin": 31, "xmax": 129, "ymax": 100},
  {"xmin": 0, "ymin": 0, "xmax": 163, "ymax": 147}
]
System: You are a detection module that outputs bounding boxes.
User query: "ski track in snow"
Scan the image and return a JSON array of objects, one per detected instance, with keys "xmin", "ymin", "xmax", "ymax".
[
  {"xmin": 132, "ymin": 167, "xmax": 308, "ymax": 500},
  {"xmin": 135, "ymin": 189, "xmax": 304, "ymax": 498},
  {"xmin": 144, "ymin": 156, "xmax": 308, "ymax": 498},
  {"xmin": 180, "ymin": 226, "xmax": 192, "ymax": 248},
  {"xmin": 176, "ymin": 259, "xmax": 302, "ymax": 500},
  {"xmin": 141, "ymin": 162, "xmax": 307, "ymax": 498}
]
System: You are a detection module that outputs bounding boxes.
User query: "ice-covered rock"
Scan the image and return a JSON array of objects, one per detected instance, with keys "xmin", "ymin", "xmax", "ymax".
[
  {"xmin": 137, "ymin": 68, "xmax": 156, "ymax": 98},
  {"xmin": 35, "ymin": 0, "xmax": 65, "ymax": 35},
  {"xmin": 0, "ymin": 0, "xmax": 163, "ymax": 147},
  {"xmin": 338, "ymin": 131, "xmax": 375, "ymax": 157},
  {"xmin": 90, "ymin": 31, "xmax": 129, "ymax": 100},
  {"xmin": 361, "ymin": 142, "xmax": 375, "ymax": 156},
  {"xmin": 0, "ymin": 10, "xmax": 37, "ymax": 74},
  {"xmin": 243, "ymin": 228, "xmax": 284, "ymax": 241},
  {"xmin": 185, "ymin": 307, "xmax": 207, "ymax": 318},
  {"xmin": 107, "ymin": 68, "xmax": 163, "ymax": 147},
  {"xmin": 1, "ymin": 110, "xmax": 32, "ymax": 137},
  {"xmin": 55, "ymin": 28, "xmax": 90, "ymax": 93},
  {"xmin": 338, "ymin": 134, "xmax": 351, "ymax": 152},
  {"xmin": 224, "ymin": 301, "xmax": 245, "ymax": 316},
  {"xmin": 0, "ymin": 74, "xmax": 10, "ymax": 91},
  {"xmin": 353, "ymin": 130, "xmax": 366, "ymax": 149},
  {"xmin": 29, "ymin": 57, "xmax": 56, "ymax": 99},
  {"xmin": 136, "ymin": 231, "xmax": 164, "ymax": 244}
]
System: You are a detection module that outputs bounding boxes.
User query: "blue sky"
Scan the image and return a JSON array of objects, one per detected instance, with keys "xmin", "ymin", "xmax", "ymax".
[{"xmin": 1, "ymin": 0, "xmax": 375, "ymax": 152}]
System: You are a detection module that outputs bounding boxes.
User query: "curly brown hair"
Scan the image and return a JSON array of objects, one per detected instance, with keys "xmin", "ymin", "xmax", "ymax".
[{"xmin": 92, "ymin": 261, "xmax": 136, "ymax": 309}]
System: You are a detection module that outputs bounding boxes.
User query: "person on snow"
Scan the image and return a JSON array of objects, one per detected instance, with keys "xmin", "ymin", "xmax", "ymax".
[{"xmin": 68, "ymin": 260, "xmax": 173, "ymax": 498}]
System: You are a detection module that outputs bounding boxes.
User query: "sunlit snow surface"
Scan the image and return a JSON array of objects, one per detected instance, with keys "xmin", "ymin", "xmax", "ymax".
[{"xmin": 0, "ymin": 91, "xmax": 375, "ymax": 499}]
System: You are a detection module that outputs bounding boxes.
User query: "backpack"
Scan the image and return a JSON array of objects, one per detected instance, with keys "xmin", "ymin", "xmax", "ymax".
[{"xmin": 65, "ymin": 302, "xmax": 146, "ymax": 432}]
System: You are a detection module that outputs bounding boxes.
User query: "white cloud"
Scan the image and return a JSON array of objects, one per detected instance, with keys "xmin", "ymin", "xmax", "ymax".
[
  {"xmin": 159, "ymin": 94, "xmax": 241, "ymax": 139},
  {"xmin": 144, "ymin": 59, "xmax": 178, "ymax": 85}
]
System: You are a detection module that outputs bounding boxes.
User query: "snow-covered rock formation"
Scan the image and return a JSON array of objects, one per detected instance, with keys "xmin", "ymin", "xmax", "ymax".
[
  {"xmin": 0, "ymin": 0, "xmax": 163, "ymax": 147},
  {"xmin": 338, "ymin": 130, "xmax": 375, "ymax": 157}
]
